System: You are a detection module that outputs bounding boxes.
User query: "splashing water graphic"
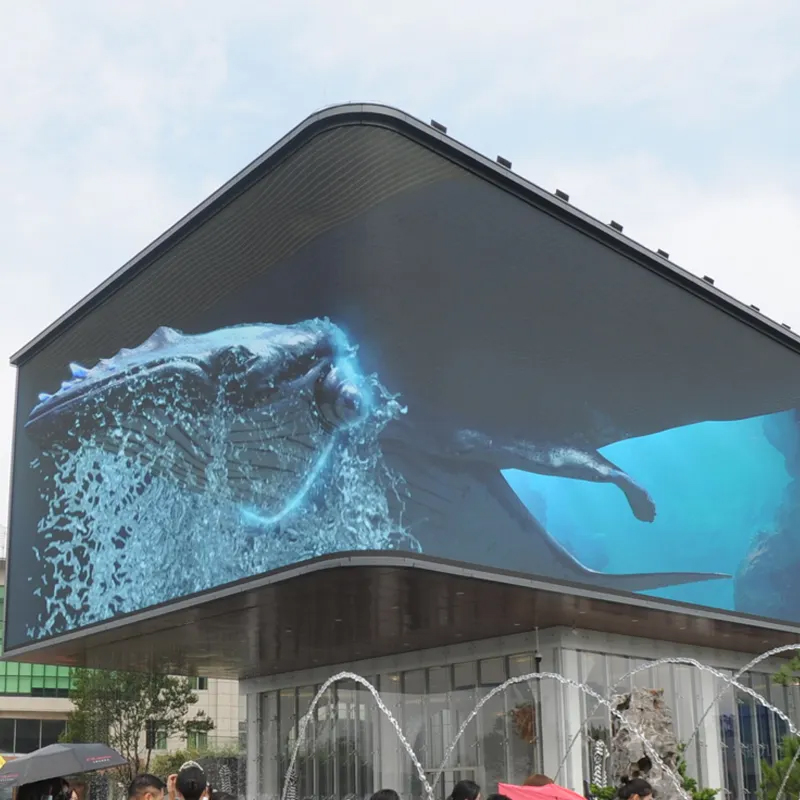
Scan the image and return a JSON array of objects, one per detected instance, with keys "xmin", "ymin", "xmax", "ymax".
[{"xmin": 29, "ymin": 323, "xmax": 417, "ymax": 639}]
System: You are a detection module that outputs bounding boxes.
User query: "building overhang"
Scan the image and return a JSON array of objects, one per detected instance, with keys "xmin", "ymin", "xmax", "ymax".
[{"xmin": 3, "ymin": 554, "xmax": 797, "ymax": 679}]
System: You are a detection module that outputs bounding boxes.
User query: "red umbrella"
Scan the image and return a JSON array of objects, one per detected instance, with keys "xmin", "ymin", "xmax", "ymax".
[{"xmin": 499, "ymin": 782, "xmax": 586, "ymax": 800}]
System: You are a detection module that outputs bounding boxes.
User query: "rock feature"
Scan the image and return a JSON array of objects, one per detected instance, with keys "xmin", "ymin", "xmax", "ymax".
[
  {"xmin": 735, "ymin": 525, "xmax": 800, "ymax": 620},
  {"xmin": 736, "ymin": 410, "xmax": 800, "ymax": 621},
  {"xmin": 610, "ymin": 688, "xmax": 680, "ymax": 800}
]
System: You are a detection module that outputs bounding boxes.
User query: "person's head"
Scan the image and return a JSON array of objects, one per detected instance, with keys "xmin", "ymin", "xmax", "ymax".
[
  {"xmin": 523, "ymin": 775, "xmax": 554, "ymax": 787},
  {"xmin": 370, "ymin": 790, "xmax": 400, "ymax": 800},
  {"xmin": 618, "ymin": 778, "xmax": 653, "ymax": 800},
  {"xmin": 449, "ymin": 780, "xmax": 481, "ymax": 800},
  {"xmin": 176, "ymin": 763, "xmax": 207, "ymax": 800},
  {"xmin": 127, "ymin": 774, "xmax": 165, "ymax": 800}
]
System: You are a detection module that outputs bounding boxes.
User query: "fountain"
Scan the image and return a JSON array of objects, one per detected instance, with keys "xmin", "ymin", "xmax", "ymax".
[{"xmin": 274, "ymin": 645, "xmax": 800, "ymax": 800}]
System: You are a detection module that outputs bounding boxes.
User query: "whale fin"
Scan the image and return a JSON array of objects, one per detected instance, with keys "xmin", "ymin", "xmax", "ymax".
[
  {"xmin": 584, "ymin": 569, "xmax": 729, "ymax": 593},
  {"xmin": 380, "ymin": 428, "xmax": 730, "ymax": 593}
]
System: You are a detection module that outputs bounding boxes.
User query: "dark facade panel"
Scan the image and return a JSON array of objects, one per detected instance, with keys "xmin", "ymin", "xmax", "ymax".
[
  {"xmin": 7, "ymin": 105, "xmax": 800, "ymax": 662},
  {"xmin": 3, "ymin": 555, "xmax": 797, "ymax": 679}
]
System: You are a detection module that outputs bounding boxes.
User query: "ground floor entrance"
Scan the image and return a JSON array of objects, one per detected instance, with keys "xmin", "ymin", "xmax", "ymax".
[{"xmin": 242, "ymin": 627, "xmax": 798, "ymax": 800}]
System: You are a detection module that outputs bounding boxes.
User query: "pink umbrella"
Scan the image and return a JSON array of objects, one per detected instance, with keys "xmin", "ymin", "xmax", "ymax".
[{"xmin": 499, "ymin": 782, "xmax": 587, "ymax": 800}]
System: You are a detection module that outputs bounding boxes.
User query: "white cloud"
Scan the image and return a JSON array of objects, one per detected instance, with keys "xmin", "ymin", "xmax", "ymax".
[
  {"xmin": 517, "ymin": 152, "xmax": 800, "ymax": 329},
  {"xmin": 276, "ymin": 0, "xmax": 800, "ymax": 123}
]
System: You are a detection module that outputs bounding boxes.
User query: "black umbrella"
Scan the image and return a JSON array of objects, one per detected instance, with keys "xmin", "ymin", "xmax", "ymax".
[{"xmin": 0, "ymin": 744, "xmax": 127, "ymax": 787}]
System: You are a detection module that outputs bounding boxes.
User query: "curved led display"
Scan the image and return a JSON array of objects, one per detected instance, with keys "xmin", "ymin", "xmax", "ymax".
[{"xmin": 7, "ymin": 107, "xmax": 800, "ymax": 649}]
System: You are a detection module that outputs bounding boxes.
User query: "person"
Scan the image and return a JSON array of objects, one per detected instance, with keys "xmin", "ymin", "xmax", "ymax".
[
  {"xmin": 17, "ymin": 780, "xmax": 70, "ymax": 800},
  {"xmin": 128, "ymin": 775, "xmax": 166, "ymax": 800},
  {"xmin": 370, "ymin": 791, "xmax": 400, "ymax": 800},
  {"xmin": 617, "ymin": 778, "xmax": 653, "ymax": 800},
  {"xmin": 449, "ymin": 780, "xmax": 481, "ymax": 800},
  {"xmin": 523, "ymin": 776, "xmax": 555, "ymax": 787},
  {"xmin": 175, "ymin": 762, "xmax": 208, "ymax": 800}
]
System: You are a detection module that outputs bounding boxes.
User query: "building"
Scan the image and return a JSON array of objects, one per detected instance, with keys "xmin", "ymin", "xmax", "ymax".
[
  {"xmin": 0, "ymin": 525, "xmax": 72, "ymax": 756},
  {"xmin": 0, "ymin": 528, "xmax": 240, "ymax": 760},
  {"xmin": 4, "ymin": 103, "xmax": 800, "ymax": 800}
]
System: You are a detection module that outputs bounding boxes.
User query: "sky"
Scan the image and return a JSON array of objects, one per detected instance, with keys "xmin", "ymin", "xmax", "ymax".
[{"xmin": 1, "ymin": 0, "xmax": 799, "ymax": 522}]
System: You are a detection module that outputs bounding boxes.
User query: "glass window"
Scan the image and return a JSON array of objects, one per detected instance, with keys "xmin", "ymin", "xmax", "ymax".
[
  {"xmin": 478, "ymin": 659, "xmax": 508, "ymax": 792},
  {"xmin": 428, "ymin": 667, "xmax": 452, "ymax": 772},
  {"xmin": 508, "ymin": 653, "xmax": 539, "ymax": 784},
  {"xmin": 0, "ymin": 720, "xmax": 14, "ymax": 753},
  {"xmin": 606, "ymin": 655, "xmax": 632, "ymax": 696},
  {"xmin": 402, "ymin": 670, "xmax": 427, "ymax": 799},
  {"xmin": 479, "ymin": 658, "xmax": 506, "ymax": 687},
  {"xmin": 578, "ymin": 651, "xmax": 611, "ymax": 783},
  {"xmin": 188, "ymin": 730, "xmax": 208, "ymax": 751},
  {"xmin": 15, "ymin": 719, "xmax": 40, "ymax": 754},
  {"xmin": 41, "ymin": 720, "xmax": 66, "ymax": 747},
  {"xmin": 296, "ymin": 686, "xmax": 315, "ymax": 799},
  {"xmin": 314, "ymin": 686, "xmax": 336, "ymax": 800},
  {"xmin": 736, "ymin": 682, "xmax": 758, "ymax": 798},
  {"xmin": 454, "ymin": 662, "xmax": 476, "ymax": 691},
  {"xmin": 277, "ymin": 688, "xmax": 296, "ymax": 791},
  {"xmin": 449, "ymin": 663, "xmax": 478, "ymax": 771},
  {"xmin": 717, "ymin": 670, "xmax": 741, "ymax": 800},
  {"xmin": 749, "ymin": 672, "xmax": 774, "ymax": 768}
]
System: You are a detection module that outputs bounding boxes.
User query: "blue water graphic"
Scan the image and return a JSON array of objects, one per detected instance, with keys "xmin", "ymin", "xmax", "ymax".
[{"xmin": 504, "ymin": 415, "xmax": 791, "ymax": 611}]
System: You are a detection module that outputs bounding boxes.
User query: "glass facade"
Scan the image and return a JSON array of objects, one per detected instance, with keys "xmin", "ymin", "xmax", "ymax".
[
  {"xmin": 574, "ymin": 649, "xmax": 798, "ymax": 800},
  {"xmin": 254, "ymin": 644, "xmax": 800, "ymax": 800},
  {"xmin": 0, "ymin": 718, "xmax": 66, "ymax": 754},
  {"xmin": 259, "ymin": 653, "xmax": 542, "ymax": 800},
  {"xmin": 0, "ymin": 587, "xmax": 74, "ymax": 696}
]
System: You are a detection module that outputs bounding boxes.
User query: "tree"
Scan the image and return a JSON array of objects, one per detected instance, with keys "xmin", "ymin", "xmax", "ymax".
[
  {"xmin": 61, "ymin": 669, "xmax": 215, "ymax": 783},
  {"xmin": 761, "ymin": 736, "xmax": 800, "ymax": 800}
]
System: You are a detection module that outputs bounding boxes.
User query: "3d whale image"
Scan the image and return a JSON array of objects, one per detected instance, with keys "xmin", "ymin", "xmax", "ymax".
[{"xmin": 25, "ymin": 319, "xmax": 728, "ymax": 632}]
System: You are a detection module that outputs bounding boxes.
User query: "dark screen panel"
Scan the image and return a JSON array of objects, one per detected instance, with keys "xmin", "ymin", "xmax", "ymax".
[{"xmin": 7, "ymin": 118, "xmax": 800, "ymax": 651}]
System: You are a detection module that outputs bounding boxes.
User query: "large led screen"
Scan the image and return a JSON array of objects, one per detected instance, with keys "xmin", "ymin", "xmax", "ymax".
[{"xmin": 7, "ymin": 116, "xmax": 800, "ymax": 649}]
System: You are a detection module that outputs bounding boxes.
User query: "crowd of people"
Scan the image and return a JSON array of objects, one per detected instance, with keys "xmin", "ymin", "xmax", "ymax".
[
  {"xmin": 12, "ymin": 765, "xmax": 654, "ymax": 800},
  {"xmin": 368, "ymin": 774, "xmax": 654, "ymax": 800},
  {"xmin": 13, "ymin": 760, "xmax": 231, "ymax": 800},
  {"xmin": 127, "ymin": 761, "xmax": 233, "ymax": 800}
]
